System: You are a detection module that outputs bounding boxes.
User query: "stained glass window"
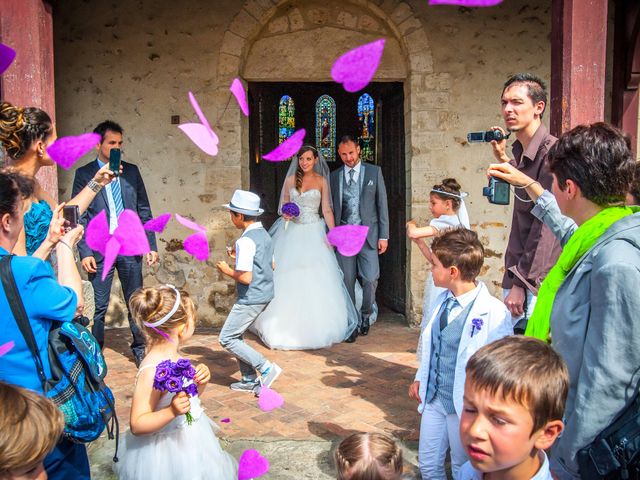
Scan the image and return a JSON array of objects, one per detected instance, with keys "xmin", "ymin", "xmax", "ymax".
[
  {"xmin": 278, "ymin": 95, "xmax": 295, "ymax": 145},
  {"xmin": 358, "ymin": 93, "xmax": 375, "ymax": 163},
  {"xmin": 315, "ymin": 95, "xmax": 336, "ymax": 162}
]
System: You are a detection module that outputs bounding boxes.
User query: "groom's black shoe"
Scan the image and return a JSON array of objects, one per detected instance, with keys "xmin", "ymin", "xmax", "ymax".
[
  {"xmin": 360, "ymin": 317, "xmax": 370, "ymax": 336},
  {"xmin": 345, "ymin": 328, "xmax": 358, "ymax": 343}
]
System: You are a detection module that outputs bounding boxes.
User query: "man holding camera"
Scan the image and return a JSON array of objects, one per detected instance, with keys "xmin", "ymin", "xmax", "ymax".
[
  {"xmin": 490, "ymin": 74, "xmax": 560, "ymax": 331},
  {"xmin": 72, "ymin": 120, "xmax": 158, "ymax": 366}
]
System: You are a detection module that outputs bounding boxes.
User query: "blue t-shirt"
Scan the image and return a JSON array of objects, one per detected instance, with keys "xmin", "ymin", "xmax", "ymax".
[{"xmin": 0, "ymin": 247, "xmax": 77, "ymax": 392}]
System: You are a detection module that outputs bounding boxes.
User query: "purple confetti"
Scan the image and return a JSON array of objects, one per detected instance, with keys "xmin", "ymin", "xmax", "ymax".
[
  {"xmin": 331, "ymin": 39, "xmax": 385, "ymax": 93},
  {"xmin": 220, "ymin": 417, "xmax": 231, "ymax": 423},
  {"xmin": 258, "ymin": 386, "xmax": 284, "ymax": 412},
  {"xmin": 0, "ymin": 43, "xmax": 16, "ymax": 75},
  {"xmin": 230, "ymin": 78, "xmax": 249, "ymax": 117},
  {"xmin": 263, "ymin": 129, "xmax": 306, "ymax": 162},
  {"xmin": 179, "ymin": 91, "xmax": 219, "ymax": 156},
  {"xmin": 47, "ymin": 133, "xmax": 101, "ymax": 170},
  {"xmin": 238, "ymin": 449, "xmax": 269, "ymax": 480},
  {"xmin": 144, "ymin": 213, "xmax": 172, "ymax": 233},
  {"xmin": 428, "ymin": 0, "xmax": 503, "ymax": 5},
  {"xmin": 175, "ymin": 214, "xmax": 206, "ymax": 233},
  {"xmin": 183, "ymin": 232, "xmax": 209, "ymax": 262},
  {"xmin": 0, "ymin": 341, "xmax": 15, "ymax": 357},
  {"xmin": 327, "ymin": 225, "xmax": 369, "ymax": 257}
]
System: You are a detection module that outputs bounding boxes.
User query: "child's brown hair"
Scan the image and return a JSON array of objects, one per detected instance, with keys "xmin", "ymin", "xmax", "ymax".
[
  {"xmin": 129, "ymin": 284, "xmax": 196, "ymax": 344},
  {"xmin": 466, "ymin": 336, "xmax": 569, "ymax": 434},
  {"xmin": 335, "ymin": 432, "xmax": 403, "ymax": 480},
  {"xmin": 430, "ymin": 227, "xmax": 484, "ymax": 282},
  {"xmin": 0, "ymin": 381, "xmax": 64, "ymax": 474},
  {"xmin": 431, "ymin": 178, "xmax": 462, "ymax": 211}
]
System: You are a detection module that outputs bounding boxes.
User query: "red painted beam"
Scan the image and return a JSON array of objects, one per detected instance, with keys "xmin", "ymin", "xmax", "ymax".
[
  {"xmin": 0, "ymin": 0, "xmax": 57, "ymax": 200},
  {"xmin": 551, "ymin": 0, "xmax": 608, "ymax": 137}
]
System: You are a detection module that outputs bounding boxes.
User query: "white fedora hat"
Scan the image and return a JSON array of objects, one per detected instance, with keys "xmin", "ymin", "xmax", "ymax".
[{"xmin": 222, "ymin": 190, "xmax": 264, "ymax": 216}]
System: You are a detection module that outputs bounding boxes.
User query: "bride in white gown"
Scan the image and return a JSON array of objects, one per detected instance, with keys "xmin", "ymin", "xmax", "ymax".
[{"xmin": 251, "ymin": 145, "xmax": 359, "ymax": 350}]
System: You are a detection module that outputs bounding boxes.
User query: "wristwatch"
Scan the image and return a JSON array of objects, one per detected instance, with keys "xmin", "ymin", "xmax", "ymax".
[{"xmin": 87, "ymin": 179, "xmax": 103, "ymax": 192}]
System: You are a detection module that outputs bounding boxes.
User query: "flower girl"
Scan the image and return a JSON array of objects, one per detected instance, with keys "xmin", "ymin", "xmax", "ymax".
[{"xmin": 114, "ymin": 284, "xmax": 237, "ymax": 480}]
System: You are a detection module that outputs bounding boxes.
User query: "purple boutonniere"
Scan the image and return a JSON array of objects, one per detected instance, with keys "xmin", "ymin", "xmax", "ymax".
[{"xmin": 471, "ymin": 318, "xmax": 483, "ymax": 337}]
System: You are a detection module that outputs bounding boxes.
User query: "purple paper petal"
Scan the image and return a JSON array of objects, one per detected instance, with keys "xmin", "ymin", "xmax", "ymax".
[
  {"xmin": 0, "ymin": 341, "xmax": 15, "ymax": 357},
  {"xmin": 101, "ymin": 237, "xmax": 121, "ymax": 281},
  {"xmin": 85, "ymin": 210, "xmax": 110, "ymax": 254},
  {"xmin": 175, "ymin": 214, "xmax": 206, "ymax": 233},
  {"xmin": 188, "ymin": 91, "xmax": 213, "ymax": 133},
  {"xmin": 0, "ymin": 43, "xmax": 16, "ymax": 75},
  {"xmin": 238, "ymin": 449, "xmax": 269, "ymax": 480},
  {"xmin": 46, "ymin": 133, "xmax": 101, "ymax": 170},
  {"xmin": 331, "ymin": 39, "xmax": 385, "ymax": 93},
  {"xmin": 144, "ymin": 213, "xmax": 172, "ymax": 233},
  {"xmin": 327, "ymin": 225, "xmax": 369, "ymax": 257},
  {"xmin": 263, "ymin": 129, "xmax": 306, "ymax": 162},
  {"xmin": 230, "ymin": 78, "xmax": 249, "ymax": 117},
  {"xmin": 428, "ymin": 0, "xmax": 502, "ymax": 5},
  {"xmin": 183, "ymin": 232, "xmax": 209, "ymax": 261},
  {"xmin": 114, "ymin": 210, "xmax": 151, "ymax": 256},
  {"xmin": 220, "ymin": 417, "xmax": 231, "ymax": 423},
  {"xmin": 258, "ymin": 386, "xmax": 284, "ymax": 412},
  {"xmin": 178, "ymin": 123, "xmax": 219, "ymax": 156}
]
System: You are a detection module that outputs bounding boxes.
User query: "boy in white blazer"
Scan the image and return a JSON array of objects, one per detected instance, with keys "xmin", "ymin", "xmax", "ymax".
[{"xmin": 409, "ymin": 228, "xmax": 513, "ymax": 479}]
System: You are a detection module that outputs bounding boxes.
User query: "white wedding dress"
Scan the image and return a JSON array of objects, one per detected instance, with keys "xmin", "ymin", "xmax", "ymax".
[{"xmin": 251, "ymin": 188, "xmax": 359, "ymax": 350}]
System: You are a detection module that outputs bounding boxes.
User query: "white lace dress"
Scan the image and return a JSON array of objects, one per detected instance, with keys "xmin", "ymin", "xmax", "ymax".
[
  {"xmin": 113, "ymin": 366, "xmax": 237, "ymax": 480},
  {"xmin": 251, "ymin": 188, "xmax": 359, "ymax": 350}
]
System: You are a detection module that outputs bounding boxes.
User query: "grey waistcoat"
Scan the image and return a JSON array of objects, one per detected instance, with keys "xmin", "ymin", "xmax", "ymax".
[
  {"xmin": 236, "ymin": 226, "xmax": 274, "ymax": 305},
  {"xmin": 425, "ymin": 300, "xmax": 473, "ymax": 414},
  {"xmin": 341, "ymin": 170, "xmax": 361, "ymax": 225}
]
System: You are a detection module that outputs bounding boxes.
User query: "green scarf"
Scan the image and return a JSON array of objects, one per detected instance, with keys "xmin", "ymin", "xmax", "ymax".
[{"xmin": 525, "ymin": 205, "xmax": 637, "ymax": 341}]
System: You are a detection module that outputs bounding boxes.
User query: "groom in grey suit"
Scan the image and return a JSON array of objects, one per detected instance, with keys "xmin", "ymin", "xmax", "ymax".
[{"xmin": 331, "ymin": 135, "xmax": 389, "ymax": 341}]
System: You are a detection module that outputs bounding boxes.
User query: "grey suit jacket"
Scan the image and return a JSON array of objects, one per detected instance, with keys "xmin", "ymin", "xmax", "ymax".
[
  {"xmin": 330, "ymin": 162, "xmax": 390, "ymax": 250},
  {"xmin": 532, "ymin": 191, "xmax": 640, "ymax": 478}
]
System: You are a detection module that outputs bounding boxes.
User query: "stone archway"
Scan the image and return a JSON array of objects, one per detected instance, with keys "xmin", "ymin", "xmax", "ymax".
[{"xmin": 214, "ymin": 0, "xmax": 451, "ymax": 324}]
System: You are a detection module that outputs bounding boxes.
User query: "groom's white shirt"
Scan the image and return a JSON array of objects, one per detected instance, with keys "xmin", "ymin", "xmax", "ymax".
[{"xmin": 343, "ymin": 161, "xmax": 362, "ymax": 185}]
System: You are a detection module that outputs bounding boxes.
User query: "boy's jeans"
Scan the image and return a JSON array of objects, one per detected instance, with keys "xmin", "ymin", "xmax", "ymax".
[
  {"xmin": 219, "ymin": 303, "xmax": 269, "ymax": 380},
  {"xmin": 419, "ymin": 397, "xmax": 467, "ymax": 480}
]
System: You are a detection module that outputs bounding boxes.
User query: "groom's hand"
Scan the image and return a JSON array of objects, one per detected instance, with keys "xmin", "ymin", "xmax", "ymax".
[
  {"xmin": 409, "ymin": 381, "xmax": 421, "ymax": 403},
  {"xmin": 378, "ymin": 239, "xmax": 388, "ymax": 254}
]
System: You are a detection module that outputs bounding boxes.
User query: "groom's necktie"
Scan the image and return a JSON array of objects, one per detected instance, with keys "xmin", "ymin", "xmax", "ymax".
[
  {"xmin": 110, "ymin": 178, "xmax": 125, "ymax": 218},
  {"xmin": 439, "ymin": 297, "xmax": 458, "ymax": 331},
  {"xmin": 348, "ymin": 168, "xmax": 355, "ymax": 186}
]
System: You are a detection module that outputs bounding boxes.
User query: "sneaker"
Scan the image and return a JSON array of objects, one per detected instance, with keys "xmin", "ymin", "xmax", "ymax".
[
  {"xmin": 229, "ymin": 380, "xmax": 260, "ymax": 393},
  {"xmin": 259, "ymin": 362, "xmax": 282, "ymax": 388}
]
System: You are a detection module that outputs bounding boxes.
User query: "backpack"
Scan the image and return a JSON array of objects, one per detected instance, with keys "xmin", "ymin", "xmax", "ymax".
[{"xmin": 0, "ymin": 256, "xmax": 118, "ymax": 456}]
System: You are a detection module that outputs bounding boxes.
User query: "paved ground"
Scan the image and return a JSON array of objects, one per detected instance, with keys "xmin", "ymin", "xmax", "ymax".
[{"xmin": 89, "ymin": 313, "xmax": 425, "ymax": 479}]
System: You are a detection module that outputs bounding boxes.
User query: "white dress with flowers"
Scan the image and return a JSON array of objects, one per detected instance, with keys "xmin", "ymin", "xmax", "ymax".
[
  {"xmin": 113, "ymin": 365, "xmax": 237, "ymax": 480},
  {"xmin": 251, "ymin": 188, "xmax": 359, "ymax": 349}
]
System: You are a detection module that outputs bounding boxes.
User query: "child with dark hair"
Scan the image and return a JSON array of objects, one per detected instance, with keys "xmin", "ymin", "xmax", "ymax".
[
  {"xmin": 458, "ymin": 336, "xmax": 568, "ymax": 479},
  {"xmin": 408, "ymin": 228, "xmax": 512, "ymax": 479}
]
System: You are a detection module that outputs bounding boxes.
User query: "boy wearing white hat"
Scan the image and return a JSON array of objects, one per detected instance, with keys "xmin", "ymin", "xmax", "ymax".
[{"xmin": 217, "ymin": 190, "xmax": 282, "ymax": 394}]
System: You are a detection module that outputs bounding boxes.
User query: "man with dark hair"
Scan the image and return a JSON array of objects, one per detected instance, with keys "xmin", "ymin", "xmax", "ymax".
[
  {"xmin": 72, "ymin": 120, "xmax": 158, "ymax": 366},
  {"xmin": 490, "ymin": 74, "xmax": 560, "ymax": 332},
  {"xmin": 331, "ymin": 135, "xmax": 389, "ymax": 341}
]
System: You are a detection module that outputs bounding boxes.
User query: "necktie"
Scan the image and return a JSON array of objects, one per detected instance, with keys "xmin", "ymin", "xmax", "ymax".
[
  {"xmin": 439, "ymin": 297, "xmax": 458, "ymax": 331},
  {"xmin": 348, "ymin": 168, "xmax": 355, "ymax": 186},
  {"xmin": 110, "ymin": 179, "xmax": 124, "ymax": 218}
]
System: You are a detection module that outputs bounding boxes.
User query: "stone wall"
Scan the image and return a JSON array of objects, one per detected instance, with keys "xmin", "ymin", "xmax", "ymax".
[{"xmin": 54, "ymin": 0, "xmax": 552, "ymax": 328}]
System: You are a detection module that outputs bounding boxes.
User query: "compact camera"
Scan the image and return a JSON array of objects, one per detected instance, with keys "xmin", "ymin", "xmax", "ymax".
[
  {"xmin": 467, "ymin": 129, "xmax": 511, "ymax": 143},
  {"xmin": 482, "ymin": 177, "xmax": 510, "ymax": 205}
]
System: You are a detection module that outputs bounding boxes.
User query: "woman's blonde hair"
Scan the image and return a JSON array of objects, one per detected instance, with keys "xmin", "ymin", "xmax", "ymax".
[
  {"xmin": 129, "ymin": 285, "xmax": 196, "ymax": 344},
  {"xmin": 335, "ymin": 432, "xmax": 403, "ymax": 480},
  {"xmin": 0, "ymin": 382, "xmax": 64, "ymax": 474},
  {"xmin": 0, "ymin": 102, "xmax": 53, "ymax": 160}
]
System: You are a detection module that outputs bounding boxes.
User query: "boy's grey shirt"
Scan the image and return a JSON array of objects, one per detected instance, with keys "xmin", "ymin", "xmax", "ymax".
[{"xmin": 236, "ymin": 224, "xmax": 274, "ymax": 305}]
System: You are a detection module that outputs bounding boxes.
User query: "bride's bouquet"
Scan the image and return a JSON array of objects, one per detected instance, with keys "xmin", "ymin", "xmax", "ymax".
[
  {"xmin": 281, "ymin": 202, "xmax": 300, "ymax": 230},
  {"xmin": 153, "ymin": 358, "xmax": 199, "ymax": 425}
]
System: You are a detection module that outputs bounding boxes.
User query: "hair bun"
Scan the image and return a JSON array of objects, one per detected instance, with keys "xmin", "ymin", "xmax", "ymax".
[{"xmin": 441, "ymin": 178, "xmax": 461, "ymax": 193}]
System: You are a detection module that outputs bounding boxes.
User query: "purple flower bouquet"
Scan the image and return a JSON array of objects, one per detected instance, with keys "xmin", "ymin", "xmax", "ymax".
[
  {"xmin": 153, "ymin": 358, "xmax": 198, "ymax": 425},
  {"xmin": 281, "ymin": 202, "xmax": 300, "ymax": 230}
]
